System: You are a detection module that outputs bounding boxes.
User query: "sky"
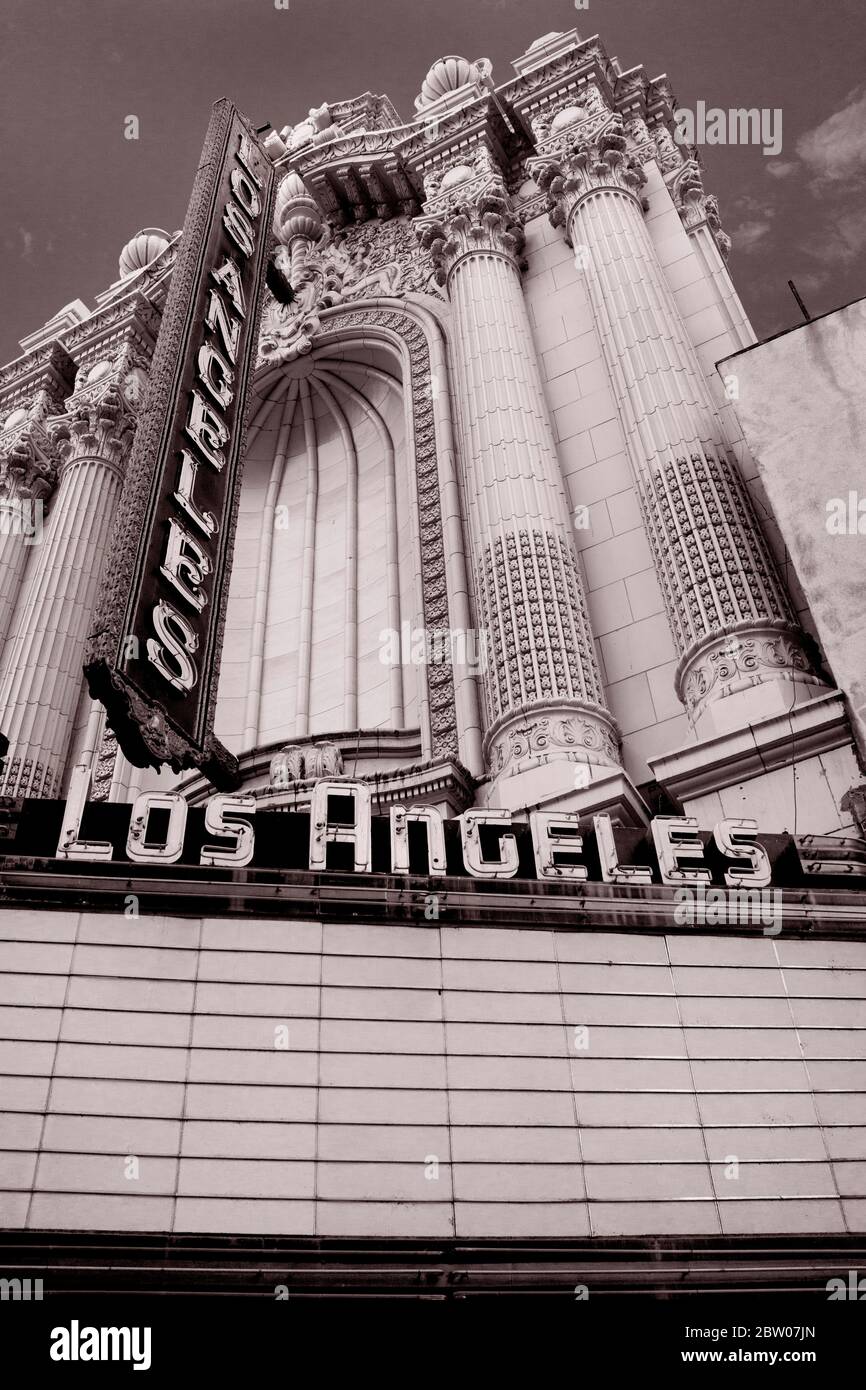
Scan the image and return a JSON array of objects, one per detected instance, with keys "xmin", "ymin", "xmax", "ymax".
[{"xmin": 1, "ymin": 0, "xmax": 866, "ymax": 365}]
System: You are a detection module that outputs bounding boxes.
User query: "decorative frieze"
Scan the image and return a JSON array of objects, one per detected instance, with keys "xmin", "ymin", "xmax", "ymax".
[
  {"xmin": 260, "ymin": 217, "xmax": 440, "ymax": 364},
  {"xmin": 485, "ymin": 700, "xmax": 620, "ymax": 780},
  {"xmin": 677, "ymin": 621, "xmax": 821, "ymax": 725}
]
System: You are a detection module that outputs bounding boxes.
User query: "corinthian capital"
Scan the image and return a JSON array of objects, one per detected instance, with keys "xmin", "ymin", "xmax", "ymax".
[
  {"xmin": 532, "ymin": 125, "xmax": 648, "ymax": 236},
  {"xmin": 49, "ymin": 382, "xmax": 137, "ymax": 472},
  {"xmin": 0, "ymin": 424, "xmax": 57, "ymax": 503},
  {"xmin": 667, "ymin": 160, "xmax": 731, "ymax": 259},
  {"xmin": 416, "ymin": 188, "xmax": 526, "ymax": 283}
]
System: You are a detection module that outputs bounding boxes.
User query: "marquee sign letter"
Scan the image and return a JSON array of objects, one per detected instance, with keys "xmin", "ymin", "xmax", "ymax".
[{"xmin": 84, "ymin": 100, "xmax": 276, "ymax": 790}]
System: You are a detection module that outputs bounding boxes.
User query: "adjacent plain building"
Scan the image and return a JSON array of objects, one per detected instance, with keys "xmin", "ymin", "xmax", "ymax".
[{"xmin": 0, "ymin": 28, "xmax": 864, "ymax": 1296}]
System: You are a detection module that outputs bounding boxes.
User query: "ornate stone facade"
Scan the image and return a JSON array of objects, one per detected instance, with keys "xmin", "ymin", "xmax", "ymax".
[{"xmin": 0, "ymin": 24, "xmax": 860, "ymax": 837}]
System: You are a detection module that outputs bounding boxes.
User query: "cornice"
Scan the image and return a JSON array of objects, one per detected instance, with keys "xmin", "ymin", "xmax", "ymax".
[
  {"xmin": 0, "ymin": 341, "xmax": 77, "ymax": 413},
  {"xmin": 57, "ymin": 289, "xmax": 161, "ymax": 371}
]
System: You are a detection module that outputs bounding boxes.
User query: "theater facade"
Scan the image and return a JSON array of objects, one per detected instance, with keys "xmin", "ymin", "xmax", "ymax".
[{"xmin": 0, "ymin": 27, "xmax": 864, "ymax": 1297}]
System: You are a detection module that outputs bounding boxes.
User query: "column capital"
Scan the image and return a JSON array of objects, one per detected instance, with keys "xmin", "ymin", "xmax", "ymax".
[
  {"xmin": 49, "ymin": 380, "xmax": 137, "ymax": 473},
  {"xmin": 0, "ymin": 425, "xmax": 57, "ymax": 503},
  {"xmin": 530, "ymin": 124, "xmax": 648, "ymax": 237},
  {"xmin": 415, "ymin": 187, "xmax": 526, "ymax": 283},
  {"xmin": 666, "ymin": 159, "xmax": 732, "ymax": 260},
  {"xmin": 0, "ymin": 343, "xmax": 75, "ymax": 508}
]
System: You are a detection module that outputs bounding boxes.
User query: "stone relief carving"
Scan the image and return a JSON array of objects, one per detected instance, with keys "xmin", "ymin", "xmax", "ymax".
[
  {"xmin": 91, "ymin": 727, "xmax": 119, "ymax": 802},
  {"xmin": 269, "ymin": 739, "xmax": 344, "ymax": 786},
  {"xmin": 258, "ymin": 218, "xmax": 441, "ymax": 364},
  {"xmin": 636, "ymin": 453, "xmax": 823, "ymax": 718},
  {"xmin": 652, "ymin": 122, "xmax": 684, "ymax": 172},
  {"xmin": 0, "ymin": 427, "xmax": 56, "ymax": 503},
  {"xmin": 531, "ymin": 124, "xmax": 649, "ymax": 240},
  {"xmin": 417, "ymin": 188, "xmax": 527, "ymax": 283},
  {"xmin": 486, "ymin": 702, "xmax": 620, "ymax": 778},
  {"xmin": 49, "ymin": 380, "xmax": 138, "ymax": 478},
  {"xmin": 666, "ymin": 158, "xmax": 731, "ymax": 258},
  {"xmin": 478, "ymin": 529, "xmax": 604, "ymax": 727},
  {"xmin": 638, "ymin": 452, "xmax": 798, "ymax": 653},
  {"xmin": 679, "ymin": 623, "xmax": 822, "ymax": 723}
]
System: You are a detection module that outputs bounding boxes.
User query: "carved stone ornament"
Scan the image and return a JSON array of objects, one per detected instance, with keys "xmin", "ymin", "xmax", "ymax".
[
  {"xmin": 638, "ymin": 451, "xmax": 798, "ymax": 653},
  {"xmin": 90, "ymin": 727, "xmax": 119, "ymax": 802},
  {"xmin": 531, "ymin": 122, "xmax": 648, "ymax": 238},
  {"xmin": 416, "ymin": 187, "xmax": 527, "ymax": 283},
  {"xmin": 477, "ymin": 528, "xmax": 605, "ymax": 726},
  {"xmin": 666, "ymin": 159, "xmax": 731, "ymax": 259},
  {"xmin": 269, "ymin": 739, "xmax": 344, "ymax": 786},
  {"xmin": 48, "ymin": 381, "xmax": 137, "ymax": 478},
  {"xmin": 0, "ymin": 755, "xmax": 57, "ymax": 800},
  {"xmin": 484, "ymin": 700, "xmax": 621, "ymax": 779},
  {"xmin": 0, "ymin": 425, "xmax": 57, "ymax": 503},
  {"xmin": 677, "ymin": 621, "xmax": 825, "ymax": 723},
  {"xmin": 258, "ymin": 218, "xmax": 440, "ymax": 365}
]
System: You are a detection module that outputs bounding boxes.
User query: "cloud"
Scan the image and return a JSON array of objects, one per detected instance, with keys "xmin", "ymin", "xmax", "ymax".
[
  {"xmin": 730, "ymin": 219, "xmax": 772, "ymax": 253},
  {"xmin": 766, "ymin": 160, "xmax": 797, "ymax": 179},
  {"xmin": 791, "ymin": 270, "xmax": 828, "ymax": 297},
  {"xmin": 734, "ymin": 193, "xmax": 775, "ymax": 217},
  {"xmin": 813, "ymin": 209, "xmax": 866, "ymax": 265},
  {"xmin": 796, "ymin": 87, "xmax": 866, "ymax": 186}
]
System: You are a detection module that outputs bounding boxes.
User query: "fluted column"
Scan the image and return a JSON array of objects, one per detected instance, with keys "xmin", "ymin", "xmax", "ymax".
[
  {"xmin": 537, "ymin": 129, "xmax": 825, "ymax": 736},
  {"xmin": 0, "ymin": 343, "xmax": 76, "ymax": 659},
  {"xmin": 0, "ymin": 429, "xmax": 57, "ymax": 653},
  {"xmin": 0, "ymin": 385, "xmax": 134, "ymax": 796},
  {"xmin": 419, "ymin": 189, "xmax": 624, "ymax": 805}
]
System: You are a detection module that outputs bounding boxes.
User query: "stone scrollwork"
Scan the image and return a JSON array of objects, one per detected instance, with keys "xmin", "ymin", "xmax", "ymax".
[
  {"xmin": 416, "ymin": 186, "xmax": 527, "ymax": 283},
  {"xmin": 666, "ymin": 158, "xmax": 731, "ymax": 260},
  {"xmin": 531, "ymin": 122, "xmax": 648, "ymax": 239},
  {"xmin": 484, "ymin": 700, "xmax": 621, "ymax": 779},
  {"xmin": 258, "ymin": 218, "xmax": 441, "ymax": 364},
  {"xmin": 49, "ymin": 382, "xmax": 137, "ymax": 477},
  {"xmin": 0, "ymin": 426, "xmax": 57, "ymax": 504},
  {"xmin": 91, "ymin": 727, "xmax": 119, "ymax": 802},
  {"xmin": 677, "ymin": 622, "xmax": 825, "ymax": 724}
]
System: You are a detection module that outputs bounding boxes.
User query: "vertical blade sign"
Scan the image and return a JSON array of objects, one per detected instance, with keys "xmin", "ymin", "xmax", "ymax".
[{"xmin": 85, "ymin": 100, "xmax": 276, "ymax": 790}]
